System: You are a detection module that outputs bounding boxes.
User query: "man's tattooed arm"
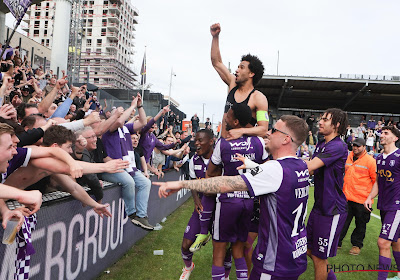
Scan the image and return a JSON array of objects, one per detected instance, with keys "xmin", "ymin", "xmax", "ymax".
[{"xmin": 181, "ymin": 175, "xmax": 247, "ymax": 194}]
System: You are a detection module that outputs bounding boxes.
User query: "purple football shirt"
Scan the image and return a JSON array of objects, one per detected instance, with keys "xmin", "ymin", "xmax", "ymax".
[
  {"xmin": 189, "ymin": 154, "xmax": 209, "ymax": 180},
  {"xmin": 241, "ymin": 157, "xmax": 309, "ymax": 277},
  {"xmin": 138, "ymin": 118, "xmax": 175, "ymax": 163},
  {"xmin": 312, "ymin": 136, "xmax": 348, "ymax": 215},
  {"xmin": 102, "ymin": 123, "xmax": 138, "ymax": 176},
  {"xmin": 2, "ymin": 147, "xmax": 31, "ymax": 183},
  {"xmin": 189, "ymin": 154, "xmax": 209, "ymax": 200},
  {"xmin": 376, "ymin": 149, "xmax": 400, "ymax": 211},
  {"xmin": 211, "ymin": 136, "xmax": 268, "ymax": 202}
]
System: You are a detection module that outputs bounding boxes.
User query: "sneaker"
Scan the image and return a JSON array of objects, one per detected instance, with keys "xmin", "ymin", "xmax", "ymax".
[
  {"xmin": 349, "ymin": 246, "xmax": 361, "ymax": 255},
  {"xmin": 131, "ymin": 216, "xmax": 154, "ymax": 230},
  {"xmin": 189, "ymin": 233, "xmax": 211, "ymax": 252},
  {"xmin": 179, "ymin": 263, "xmax": 195, "ymax": 280},
  {"xmin": 387, "ymin": 276, "xmax": 400, "ymax": 280}
]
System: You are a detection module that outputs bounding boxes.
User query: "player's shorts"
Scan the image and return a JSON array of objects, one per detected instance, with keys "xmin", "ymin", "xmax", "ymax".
[
  {"xmin": 249, "ymin": 197, "xmax": 260, "ymax": 233},
  {"xmin": 213, "ymin": 199, "xmax": 253, "ymax": 243},
  {"xmin": 306, "ymin": 209, "xmax": 347, "ymax": 259},
  {"xmin": 379, "ymin": 210, "xmax": 400, "ymax": 241},
  {"xmin": 183, "ymin": 210, "xmax": 200, "ymax": 241},
  {"xmin": 249, "ymin": 270, "xmax": 299, "ymax": 280}
]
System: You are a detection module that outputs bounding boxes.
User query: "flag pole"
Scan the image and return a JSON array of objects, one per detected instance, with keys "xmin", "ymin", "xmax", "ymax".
[
  {"xmin": 141, "ymin": 46, "xmax": 146, "ymax": 100},
  {"xmin": 1, "ymin": 23, "xmax": 21, "ymax": 59}
]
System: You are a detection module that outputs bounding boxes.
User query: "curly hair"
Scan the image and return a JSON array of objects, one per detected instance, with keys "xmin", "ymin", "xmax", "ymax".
[
  {"xmin": 324, "ymin": 108, "xmax": 349, "ymax": 136},
  {"xmin": 241, "ymin": 54, "xmax": 265, "ymax": 86}
]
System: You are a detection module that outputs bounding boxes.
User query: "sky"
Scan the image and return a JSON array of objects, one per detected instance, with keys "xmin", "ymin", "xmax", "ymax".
[{"xmin": 7, "ymin": 0, "xmax": 400, "ymax": 124}]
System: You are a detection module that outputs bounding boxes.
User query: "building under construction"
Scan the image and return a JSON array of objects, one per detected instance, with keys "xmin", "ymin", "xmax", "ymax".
[{"xmin": 20, "ymin": 0, "xmax": 138, "ymax": 89}]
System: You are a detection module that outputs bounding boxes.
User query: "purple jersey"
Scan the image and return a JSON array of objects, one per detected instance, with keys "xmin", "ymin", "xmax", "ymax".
[
  {"xmin": 241, "ymin": 157, "xmax": 309, "ymax": 277},
  {"xmin": 2, "ymin": 147, "xmax": 31, "ymax": 183},
  {"xmin": 102, "ymin": 123, "xmax": 138, "ymax": 176},
  {"xmin": 211, "ymin": 136, "xmax": 268, "ymax": 202},
  {"xmin": 139, "ymin": 118, "xmax": 175, "ymax": 163},
  {"xmin": 312, "ymin": 136, "xmax": 348, "ymax": 215},
  {"xmin": 376, "ymin": 149, "xmax": 400, "ymax": 211},
  {"xmin": 189, "ymin": 154, "xmax": 209, "ymax": 180}
]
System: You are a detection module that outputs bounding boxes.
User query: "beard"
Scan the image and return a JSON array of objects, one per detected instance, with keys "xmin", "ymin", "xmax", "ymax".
[{"xmin": 226, "ymin": 123, "xmax": 233, "ymax": 131}]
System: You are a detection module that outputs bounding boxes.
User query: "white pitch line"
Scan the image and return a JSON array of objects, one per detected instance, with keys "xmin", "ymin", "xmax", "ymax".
[{"xmin": 371, "ymin": 212, "xmax": 381, "ymax": 220}]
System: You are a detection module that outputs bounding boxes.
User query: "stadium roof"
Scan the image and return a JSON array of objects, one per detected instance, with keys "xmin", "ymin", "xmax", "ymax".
[{"xmin": 257, "ymin": 75, "xmax": 400, "ymax": 115}]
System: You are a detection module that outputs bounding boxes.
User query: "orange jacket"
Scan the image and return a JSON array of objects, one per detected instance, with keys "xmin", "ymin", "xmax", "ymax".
[{"xmin": 343, "ymin": 150, "xmax": 376, "ymax": 204}]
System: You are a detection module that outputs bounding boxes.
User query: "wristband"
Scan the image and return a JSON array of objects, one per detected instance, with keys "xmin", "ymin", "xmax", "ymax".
[
  {"xmin": 244, "ymin": 158, "xmax": 260, "ymax": 169},
  {"xmin": 137, "ymin": 105, "xmax": 143, "ymax": 109}
]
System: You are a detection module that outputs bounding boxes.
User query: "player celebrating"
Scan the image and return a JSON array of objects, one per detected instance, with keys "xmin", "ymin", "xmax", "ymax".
[
  {"xmin": 210, "ymin": 23, "xmax": 269, "ymax": 140},
  {"xmin": 306, "ymin": 108, "xmax": 349, "ymax": 280},
  {"xmin": 364, "ymin": 126, "xmax": 400, "ymax": 280},
  {"xmin": 179, "ymin": 129, "xmax": 214, "ymax": 280},
  {"xmin": 155, "ymin": 115, "xmax": 310, "ymax": 280}
]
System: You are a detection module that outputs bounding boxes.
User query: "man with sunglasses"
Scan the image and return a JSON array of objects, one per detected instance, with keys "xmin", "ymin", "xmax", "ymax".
[
  {"xmin": 306, "ymin": 108, "xmax": 349, "ymax": 280},
  {"xmin": 337, "ymin": 137, "xmax": 376, "ymax": 256}
]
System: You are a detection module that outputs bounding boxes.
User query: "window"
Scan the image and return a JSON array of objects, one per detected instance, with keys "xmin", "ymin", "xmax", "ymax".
[
  {"xmin": 45, "ymin": 12, "xmax": 49, "ymax": 17},
  {"xmin": 97, "ymin": 39, "xmax": 102, "ymax": 47},
  {"xmin": 33, "ymin": 30, "xmax": 39, "ymax": 36},
  {"xmin": 44, "ymin": 20, "xmax": 48, "ymax": 28},
  {"xmin": 88, "ymin": 19, "xmax": 93, "ymax": 26},
  {"xmin": 35, "ymin": 12, "xmax": 40, "ymax": 17},
  {"xmin": 87, "ymin": 39, "xmax": 92, "ymax": 46},
  {"xmin": 44, "ymin": 30, "xmax": 47, "ymax": 36},
  {"xmin": 41, "ymin": 39, "xmax": 45, "ymax": 45},
  {"xmin": 46, "ymin": 39, "xmax": 49, "ymax": 47},
  {"xmin": 87, "ymin": 28, "xmax": 92, "ymax": 36}
]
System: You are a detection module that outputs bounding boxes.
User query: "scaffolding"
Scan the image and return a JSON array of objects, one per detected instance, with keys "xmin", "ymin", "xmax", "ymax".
[{"xmin": 67, "ymin": 0, "xmax": 83, "ymax": 83}]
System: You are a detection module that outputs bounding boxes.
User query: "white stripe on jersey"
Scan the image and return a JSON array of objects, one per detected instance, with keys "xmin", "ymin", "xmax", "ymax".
[
  {"xmin": 389, "ymin": 210, "xmax": 400, "ymax": 240},
  {"xmin": 327, "ymin": 214, "xmax": 340, "ymax": 256},
  {"xmin": 213, "ymin": 200, "xmax": 222, "ymax": 240}
]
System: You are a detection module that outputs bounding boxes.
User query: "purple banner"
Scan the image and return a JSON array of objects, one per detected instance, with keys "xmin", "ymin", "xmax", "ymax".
[{"xmin": 3, "ymin": 0, "xmax": 31, "ymax": 24}]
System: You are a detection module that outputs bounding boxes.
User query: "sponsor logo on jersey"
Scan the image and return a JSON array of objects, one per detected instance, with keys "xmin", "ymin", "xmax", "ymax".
[
  {"xmin": 194, "ymin": 165, "xmax": 202, "ymax": 170},
  {"xmin": 229, "ymin": 137, "xmax": 253, "ymax": 151}
]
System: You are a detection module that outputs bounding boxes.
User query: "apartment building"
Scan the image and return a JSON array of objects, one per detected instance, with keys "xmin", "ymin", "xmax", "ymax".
[{"xmin": 22, "ymin": 0, "xmax": 138, "ymax": 89}]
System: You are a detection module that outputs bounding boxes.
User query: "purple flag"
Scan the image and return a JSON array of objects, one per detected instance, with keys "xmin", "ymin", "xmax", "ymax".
[{"xmin": 3, "ymin": 0, "xmax": 32, "ymax": 24}]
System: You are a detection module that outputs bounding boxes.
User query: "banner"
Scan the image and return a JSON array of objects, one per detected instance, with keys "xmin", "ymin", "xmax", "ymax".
[
  {"xmin": 0, "ymin": 171, "xmax": 191, "ymax": 280},
  {"xmin": 3, "ymin": 0, "xmax": 32, "ymax": 24}
]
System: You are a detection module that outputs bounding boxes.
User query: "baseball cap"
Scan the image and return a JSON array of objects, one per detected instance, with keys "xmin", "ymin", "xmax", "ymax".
[{"xmin": 353, "ymin": 138, "xmax": 366, "ymax": 147}]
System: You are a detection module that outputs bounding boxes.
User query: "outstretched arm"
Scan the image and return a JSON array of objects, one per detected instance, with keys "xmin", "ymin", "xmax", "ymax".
[
  {"xmin": 30, "ymin": 146, "xmax": 83, "ymax": 178},
  {"xmin": 155, "ymin": 175, "xmax": 247, "ymax": 198},
  {"xmin": 0, "ymin": 184, "xmax": 42, "ymax": 214},
  {"xmin": 52, "ymin": 174, "xmax": 111, "ymax": 217},
  {"xmin": 210, "ymin": 23, "xmax": 235, "ymax": 88}
]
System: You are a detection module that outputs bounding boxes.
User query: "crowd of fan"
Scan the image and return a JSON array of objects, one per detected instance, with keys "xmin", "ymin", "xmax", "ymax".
[{"xmin": 0, "ymin": 44, "xmax": 217, "ymax": 240}]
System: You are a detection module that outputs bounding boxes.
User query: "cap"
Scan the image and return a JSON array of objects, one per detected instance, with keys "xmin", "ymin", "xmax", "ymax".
[{"xmin": 353, "ymin": 138, "xmax": 366, "ymax": 147}]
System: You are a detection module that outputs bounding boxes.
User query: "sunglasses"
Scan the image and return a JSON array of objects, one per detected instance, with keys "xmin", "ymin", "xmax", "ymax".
[{"xmin": 271, "ymin": 127, "xmax": 294, "ymax": 142}]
